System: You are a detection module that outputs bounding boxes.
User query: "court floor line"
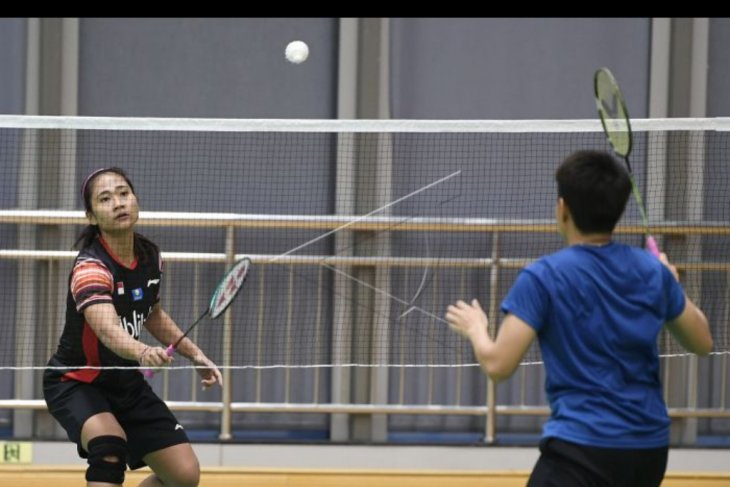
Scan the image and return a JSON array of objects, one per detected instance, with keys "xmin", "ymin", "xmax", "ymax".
[{"xmin": 2, "ymin": 466, "xmax": 730, "ymax": 487}]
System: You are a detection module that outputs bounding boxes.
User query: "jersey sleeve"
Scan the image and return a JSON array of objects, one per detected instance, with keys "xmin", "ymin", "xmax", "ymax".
[
  {"xmin": 70, "ymin": 258, "xmax": 114, "ymax": 312},
  {"xmin": 663, "ymin": 265, "xmax": 686, "ymax": 322},
  {"xmin": 500, "ymin": 266, "xmax": 551, "ymax": 332}
]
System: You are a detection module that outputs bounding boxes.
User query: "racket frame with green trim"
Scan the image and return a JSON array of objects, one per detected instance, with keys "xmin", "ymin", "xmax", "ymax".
[
  {"xmin": 594, "ymin": 67, "xmax": 660, "ymax": 257},
  {"xmin": 143, "ymin": 256, "xmax": 251, "ymax": 377}
]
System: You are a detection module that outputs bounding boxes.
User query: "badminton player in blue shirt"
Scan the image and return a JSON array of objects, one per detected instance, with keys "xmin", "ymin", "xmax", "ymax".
[{"xmin": 446, "ymin": 150, "xmax": 712, "ymax": 487}]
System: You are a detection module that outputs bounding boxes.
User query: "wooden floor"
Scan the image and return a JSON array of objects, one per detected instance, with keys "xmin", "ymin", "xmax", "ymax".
[{"xmin": 2, "ymin": 466, "xmax": 730, "ymax": 487}]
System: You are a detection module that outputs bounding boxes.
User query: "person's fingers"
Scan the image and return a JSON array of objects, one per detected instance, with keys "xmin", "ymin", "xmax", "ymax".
[
  {"xmin": 140, "ymin": 346, "xmax": 181, "ymax": 371},
  {"xmin": 445, "ymin": 309, "xmax": 463, "ymax": 324},
  {"xmin": 195, "ymin": 357, "xmax": 223, "ymax": 389},
  {"xmin": 147, "ymin": 347, "xmax": 173, "ymax": 367},
  {"xmin": 448, "ymin": 323, "xmax": 468, "ymax": 337},
  {"xmin": 201, "ymin": 368, "xmax": 223, "ymax": 389},
  {"xmin": 213, "ymin": 367, "xmax": 223, "ymax": 384}
]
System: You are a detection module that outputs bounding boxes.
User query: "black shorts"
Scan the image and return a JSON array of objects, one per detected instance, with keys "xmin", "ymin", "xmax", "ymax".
[
  {"xmin": 43, "ymin": 370, "xmax": 189, "ymax": 470},
  {"xmin": 527, "ymin": 437, "xmax": 668, "ymax": 487}
]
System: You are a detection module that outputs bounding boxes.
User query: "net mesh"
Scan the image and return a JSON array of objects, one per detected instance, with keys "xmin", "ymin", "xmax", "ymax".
[{"xmin": 0, "ymin": 117, "xmax": 728, "ymax": 371}]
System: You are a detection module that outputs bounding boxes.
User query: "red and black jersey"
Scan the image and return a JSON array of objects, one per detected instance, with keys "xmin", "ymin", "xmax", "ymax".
[{"xmin": 49, "ymin": 234, "xmax": 162, "ymax": 386}]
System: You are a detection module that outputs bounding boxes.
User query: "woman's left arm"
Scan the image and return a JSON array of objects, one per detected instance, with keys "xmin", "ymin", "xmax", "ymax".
[{"xmin": 145, "ymin": 303, "xmax": 223, "ymax": 389}]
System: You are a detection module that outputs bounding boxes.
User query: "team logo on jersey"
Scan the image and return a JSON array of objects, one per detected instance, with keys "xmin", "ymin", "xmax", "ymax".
[
  {"xmin": 147, "ymin": 278, "xmax": 160, "ymax": 287},
  {"xmin": 131, "ymin": 288, "xmax": 144, "ymax": 301},
  {"xmin": 116, "ymin": 282, "xmax": 125, "ymax": 295},
  {"xmin": 118, "ymin": 306, "xmax": 152, "ymax": 339}
]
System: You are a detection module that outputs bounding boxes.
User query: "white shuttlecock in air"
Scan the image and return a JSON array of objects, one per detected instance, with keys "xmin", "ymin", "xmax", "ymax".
[{"xmin": 285, "ymin": 40, "xmax": 309, "ymax": 64}]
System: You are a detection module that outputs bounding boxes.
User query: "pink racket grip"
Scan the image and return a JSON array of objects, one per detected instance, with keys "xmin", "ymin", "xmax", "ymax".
[
  {"xmin": 646, "ymin": 236, "xmax": 660, "ymax": 258},
  {"xmin": 142, "ymin": 345, "xmax": 176, "ymax": 378}
]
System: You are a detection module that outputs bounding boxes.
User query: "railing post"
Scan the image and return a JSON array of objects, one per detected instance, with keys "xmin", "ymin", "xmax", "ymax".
[
  {"xmin": 485, "ymin": 232, "xmax": 500, "ymax": 444},
  {"xmin": 219, "ymin": 225, "xmax": 235, "ymax": 440}
]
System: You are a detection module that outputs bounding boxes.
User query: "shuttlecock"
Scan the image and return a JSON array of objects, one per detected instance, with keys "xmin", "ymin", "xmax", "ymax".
[{"xmin": 285, "ymin": 40, "xmax": 309, "ymax": 64}]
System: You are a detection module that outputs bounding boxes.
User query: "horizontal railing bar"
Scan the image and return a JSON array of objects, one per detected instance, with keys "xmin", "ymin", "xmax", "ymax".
[
  {"xmin": 0, "ymin": 210, "xmax": 728, "ymax": 234},
  {"xmin": 2, "ymin": 399, "xmax": 728, "ymax": 419},
  {"xmin": 2, "ymin": 250, "xmax": 728, "ymax": 272},
  {"xmin": 2, "ymin": 250, "xmax": 728, "ymax": 273}
]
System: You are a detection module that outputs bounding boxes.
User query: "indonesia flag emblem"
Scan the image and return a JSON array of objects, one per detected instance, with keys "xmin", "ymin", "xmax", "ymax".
[{"xmin": 116, "ymin": 282, "xmax": 125, "ymax": 295}]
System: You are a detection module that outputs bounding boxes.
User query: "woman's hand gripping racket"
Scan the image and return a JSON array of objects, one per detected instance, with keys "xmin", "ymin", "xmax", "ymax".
[
  {"xmin": 143, "ymin": 257, "xmax": 251, "ymax": 377},
  {"xmin": 594, "ymin": 67, "xmax": 660, "ymax": 257}
]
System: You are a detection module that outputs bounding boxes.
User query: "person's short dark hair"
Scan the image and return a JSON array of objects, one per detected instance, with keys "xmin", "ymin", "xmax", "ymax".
[{"xmin": 555, "ymin": 150, "xmax": 631, "ymax": 234}]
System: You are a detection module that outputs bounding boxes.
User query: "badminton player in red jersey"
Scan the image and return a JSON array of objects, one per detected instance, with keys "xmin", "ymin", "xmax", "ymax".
[{"xmin": 44, "ymin": 167, "xmax": 223, "ymax": 487}]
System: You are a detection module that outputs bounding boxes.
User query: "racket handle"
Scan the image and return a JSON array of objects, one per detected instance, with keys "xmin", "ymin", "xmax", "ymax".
[
  {"xmin": 142, "ymin": 345, "xmax": 177, "ymax": 378},
  {"xmin": 646, "ymin": 235, "xmax": 660, "ymax": 258}
]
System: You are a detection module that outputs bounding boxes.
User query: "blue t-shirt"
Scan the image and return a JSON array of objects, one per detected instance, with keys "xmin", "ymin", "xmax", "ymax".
[{"xmin": 501, "ymin": 241, "xmax": 685, "ymax": 448}]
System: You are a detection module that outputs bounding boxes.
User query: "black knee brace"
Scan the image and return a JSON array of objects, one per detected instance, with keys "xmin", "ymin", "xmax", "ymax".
[{"xmin": 85, "ymin": 435, "xmax": 127, "ymax": 484}]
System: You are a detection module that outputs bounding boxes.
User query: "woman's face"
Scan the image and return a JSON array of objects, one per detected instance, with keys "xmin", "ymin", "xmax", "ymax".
[{"xmin": 87, "ymin": 172, "xmax": 139, "ymax": 233}]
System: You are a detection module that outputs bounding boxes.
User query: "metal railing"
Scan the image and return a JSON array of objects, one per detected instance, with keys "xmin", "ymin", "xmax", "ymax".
[{"xmin": 1, "ymin": 210, "xmax": 728, "ymax": 443}]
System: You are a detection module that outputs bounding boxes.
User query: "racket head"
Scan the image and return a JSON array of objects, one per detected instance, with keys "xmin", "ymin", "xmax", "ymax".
[
  {"xmin": 208, "ymin": 257, "xmax": 251, "ymax": 319},
  {"xmin": 594, "ymin": 67, "xmax": 633, "ymax": 159}
]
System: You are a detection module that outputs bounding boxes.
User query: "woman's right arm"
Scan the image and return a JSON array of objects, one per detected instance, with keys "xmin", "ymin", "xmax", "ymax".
[{"xmin": 83, "ymin": 303, "xmax": 172, "ymax": 367}]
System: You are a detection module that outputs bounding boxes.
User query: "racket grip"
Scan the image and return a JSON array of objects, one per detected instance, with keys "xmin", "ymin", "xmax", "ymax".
[
  {"xmin": 142, "ymin": 345, "xmax": 177, "ymax": 378},
  {"xmin": 646, "ymin": 235, "xmax": 660, "ymax": 257}
]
